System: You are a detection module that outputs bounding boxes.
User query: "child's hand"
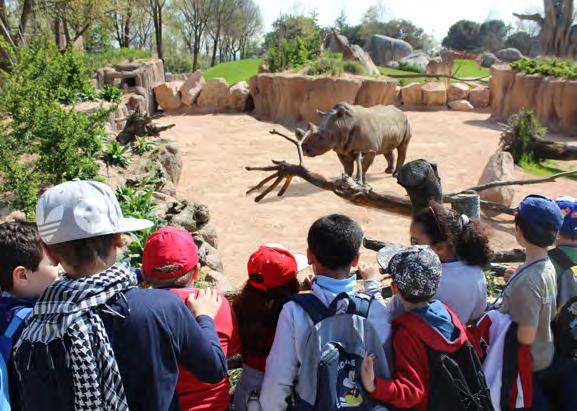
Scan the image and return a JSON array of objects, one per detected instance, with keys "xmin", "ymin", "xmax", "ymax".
[
  {"xmin": 187, "ymin": 288, "xmax": 222, "ymax": 319},
  {"xmin": 504, "ymin": 267, "xmax": 516, "ymax": 282},
  {"xmin": 357, "ymin": 263, "xmax": 386, "ymax": 282},
  {"xmin": 360, "ymin": 354, "xmax": 376, "ymax": 393},
  {"xmin": 303, "ymin": 273, "xmax": 315, "ymax": 290}
]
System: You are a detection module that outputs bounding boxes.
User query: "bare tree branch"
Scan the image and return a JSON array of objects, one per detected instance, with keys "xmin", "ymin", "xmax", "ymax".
[{"xmin": 513, "ymin": 12, "xmax": 545, "ymax": 27}]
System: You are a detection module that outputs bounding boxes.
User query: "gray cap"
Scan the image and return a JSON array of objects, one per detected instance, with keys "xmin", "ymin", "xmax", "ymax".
[
  {"xmin": 388, "ymin": 245, "xmax": 442, "ymax": 299},
  {"xmin": 36, "ymin": 180, "xmax": 153, "ymax": 245}
]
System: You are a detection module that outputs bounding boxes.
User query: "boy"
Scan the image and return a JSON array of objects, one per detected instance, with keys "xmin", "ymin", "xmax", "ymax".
[
  {"xmin": 551, "ymin": 196, "xmax": 577, "ymax": 307},
  {"xmin": 141, "ymin": 226, "xmax": 240, "ymax": 411},
  {"xmin": 259, "ymin": 214, "xmax": 392, "ymax": 410},
  {"xmin": 13, "ymin": 180, "xmax": 228, "ymax": 411},
  {"xmin": 360, "ymin": 246, "xmax": 489, "ymax": 411},
  {"xmin": 0, "ymin": 221, "xmax": 61, "ymax": 409}
]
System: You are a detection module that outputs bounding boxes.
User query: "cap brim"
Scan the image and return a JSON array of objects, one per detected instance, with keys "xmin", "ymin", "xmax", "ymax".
[
  {"xmin": 293, "ymin": 253, "xmax": 309, "ymax": 272},
  {"xmin": 118, "ymin": 217, "xmax": 154, "ymax": 233},
  {"xmin": 376, "ymin": 244, "xmax": 405, "ymax": 270}
]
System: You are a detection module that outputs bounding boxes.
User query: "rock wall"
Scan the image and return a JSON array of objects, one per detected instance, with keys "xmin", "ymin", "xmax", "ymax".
[
  {"xmin": 490, "ymin": 64, "xmax": 577, "ymax": 133},
  {"xmin": 249, "ymin": 74, "xmax": 396, "ymax": 125}
]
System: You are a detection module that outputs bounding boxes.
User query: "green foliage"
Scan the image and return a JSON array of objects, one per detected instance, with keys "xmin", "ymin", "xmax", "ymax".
[
  {"xmin": 381, "ymin": 19, "xmax": 428, "ymax": 49},
  {"xmin": 442, "ymin": 20, "xmax": 482, "ymax": 52},
  {"xmin": 0, "ymin": 38, "xmax": 107, "ymax": 216},
  {"xmin": 203, "ymin": 59, "xmax": 261, "ymax": 84},
  {"xmin": 103, "ymin": 140, "xmax": 130, "ymax": 168},
  {"xmin": 503, "ymin": 109, "xmax": 546, "ymax": 165},
  {"xmin": 484, "ymin": 270, "xmax": 501, "ymax": 300},
  {"xmin": 397, "ymin": 61, "xmax": 423, "ymax": 74},
  {"xmin": 510, "ymin": 57, "xmax": 577, "ymax": 80},
  {"xmin": 164, "ymin": 54, "xmax": 193, "ymax": 74},
  {"xmin": 84, "ymin": 48, "xmax": 152, "ymax": 71},
  {"xmin": 132, "ymin": 137, "xmax": 155, "ymax": 155},
  {"xmin": 98, "ymin": 84, "xmax": 123, "ymax": 103},
  {"xmin": 306, "ymin": 53, "xmax": 344, "ymax": 76},
  {"xmin": 342, "ymin": 61, "xmax": 368, "ymax": 76},
  {"xmin": 479, "ymin": 20, "xmax": 510, "ymax": 52}
]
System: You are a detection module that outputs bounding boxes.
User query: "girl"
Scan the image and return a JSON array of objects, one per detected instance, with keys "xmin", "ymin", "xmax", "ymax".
[
  {"xmin": 410, "ymin": 202, "xmax": 492, "ymax": 324},
  {"xmin": 232, "ymin": 243, "xmax": 306, "ymax": 411}
]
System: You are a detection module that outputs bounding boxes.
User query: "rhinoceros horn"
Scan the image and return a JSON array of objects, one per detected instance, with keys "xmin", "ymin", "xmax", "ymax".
[{"xmin": 316, "ymin": 109, "xmax": 327, "ymax": 118}]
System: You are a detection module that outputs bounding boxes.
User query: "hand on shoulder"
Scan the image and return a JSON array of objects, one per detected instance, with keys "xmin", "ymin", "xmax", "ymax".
[{"xmin": 187, "ymin": 288, "xmax": 222, "ymax": 319}]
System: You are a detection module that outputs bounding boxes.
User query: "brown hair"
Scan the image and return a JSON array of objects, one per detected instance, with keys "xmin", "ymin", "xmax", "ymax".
[
  {"xmin": 412, "ymin": 202, "xmax": 493, "ymax": 266},
  {"xmin": 49, "ymin": 234, "xmax": 116, "ymax": 272},
  {"xmin": 232, "ymin": 279, "xmax": 300, "ymax": 359},
  {"xmin": 143, "ymin": 265, "xmax": 195, "ymax": 288},
  {"xmin": 0, "ymin": 221, "xmax": 43, "ymax": 292}
]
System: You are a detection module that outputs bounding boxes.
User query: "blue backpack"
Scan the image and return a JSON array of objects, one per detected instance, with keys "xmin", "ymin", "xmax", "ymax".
[
  {"xmin": 0, "ymin": 307, "xmax": 32, "ymax": 411},
  {"xmin": 290, "ymin": 292, "xmax": 390, "ymax": 411}
]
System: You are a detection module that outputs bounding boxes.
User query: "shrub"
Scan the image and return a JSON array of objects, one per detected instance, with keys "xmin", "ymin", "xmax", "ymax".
[
  {"xmin": 132, "ymin": 137, "xmax": 155, "ymax": 155},
  {"xmin": 510, "ymin": 57, "xmax": 577, "ymax": 79},
  {"xmin": 98, "ymin": 84, "xmax": 123, "ymax": 103},
  {"xmin": 397, "ymin": 61, "xmax": 424, "ymax": 74},
  {"xmin": 103, "ymin": 140, "xmax": 130, "ymax": 168},
  {"xmin": 306, "ymin": 56, "xmax": 343, "ymax": 76},
  {"xmin": 342, "ymin": 61, "xmax": 368, "ymax": 75},
  {"xmin": 500, "ymin": 109, "xmax": 546, "ymax": 164},
  {"xmin": 164, "ymin": 54, "xmax": 193, "ymax": 74}
]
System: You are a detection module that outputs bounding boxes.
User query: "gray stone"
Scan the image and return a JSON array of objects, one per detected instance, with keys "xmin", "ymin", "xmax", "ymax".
[
  {"xmin": 194, "ymin": 223, "xmax": 218, "ymax": 249},
  {"xmin": 157, "ymin": 144, "xmax": 182, "ymax": 186},
  {"xmin": 198, "ymin": 242, "xmax": 224, "ymax": 272},
  {"xmin": 226, "ymin": 81, "xmax": 250, "ymax": 112},
  {"xmin": 479, "ymin": 52, "xmax": 501, "ymax": 68},
  {"xmin": 400, "ymin": 51, "xmax": 429, "ymax": 72},
  {"xmin": 364, "ymin": 35, "xmax": 413, "ymax": 66},
  {"xmin": 495, "ymin": 48, "xmax": 523, "ymax": 63},
  {"xmin": 203, "ymin": 270, "xmax": 235, "ymax": 293},
  {"xmin": 448, "ymin": 99, "xmax": 474, "ymax": 111}
]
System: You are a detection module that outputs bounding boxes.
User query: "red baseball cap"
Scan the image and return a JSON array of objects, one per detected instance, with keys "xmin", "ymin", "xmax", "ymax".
[
  {"xmin": 247, "ymin": 243, "xmax": 308, "ymax": 292},
  {"xmin": 142, "ymin": 226, "xmax": 199, "ymax": 280}
]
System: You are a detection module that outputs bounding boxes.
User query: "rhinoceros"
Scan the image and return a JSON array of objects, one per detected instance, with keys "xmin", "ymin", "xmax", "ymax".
[{"xmin": 295, "ymin": 103, "xmax": 411, "ymax": 183}]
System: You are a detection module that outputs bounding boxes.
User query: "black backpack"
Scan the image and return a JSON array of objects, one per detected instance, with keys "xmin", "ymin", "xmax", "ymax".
[{"xmin": 396, "ymin": 311, "xmax": 493, "ymax": 411}]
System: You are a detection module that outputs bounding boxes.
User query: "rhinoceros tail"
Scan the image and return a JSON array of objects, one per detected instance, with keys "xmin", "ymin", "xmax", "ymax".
[{"xmin": 401, "ymin": 116, "xmax": 412, "ymax": 146}]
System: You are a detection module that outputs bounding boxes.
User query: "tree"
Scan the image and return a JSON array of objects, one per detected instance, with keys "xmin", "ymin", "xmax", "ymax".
[
  {"xmin": 382, "ymin": 19, "xmax": 426, "ymax": 49},
  {"xmin": 442, "ymin": 20, "xmax": 482, "ymax": 51},
  {"xmin": 514, "ymin": 0, "xmax": 576, "ymax": 58},
  {"xmin": 479, "ymin": 19, "xmax": 509, "ymax": 51},
  {"xmin": 506, "ymin": 31, "xmax": 538, "ymax": 56},
  {"xmin": 179, "ymin": 0, "xmax": 214, "ymax": 71},
  {"xmin": 207, "ymin": 0, "xmax": 236, "ymax": 66},
  {"xmin": 111, "ymin": 0, "xmax": 134, "ymax": 48},
  {"xmin": 143, "ymin": 0, "xmax": 167, "ymax": 59}
]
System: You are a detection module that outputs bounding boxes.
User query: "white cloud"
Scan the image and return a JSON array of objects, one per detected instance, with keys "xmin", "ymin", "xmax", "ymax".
[{"xmin": 255, "ymin": 0, "xmax": 544, "ymax": 40}]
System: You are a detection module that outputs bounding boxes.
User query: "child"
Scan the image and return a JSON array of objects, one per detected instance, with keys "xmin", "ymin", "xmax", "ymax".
[
  {"xmin": 360, "ymin": 246, "xmax": 490, "ymax": 411},
  {"xmin": 551, "ymin": 196, "xmax": 577, "ymax": 307},
  {"xmin": 141, "ymin": 226, "xmax": 241, "ymax": 411},
  {"xmin": 12, "ymin": 180, "xmax": 228, "ymax": 411},
  {"xmin": 259, "ymin": 214, "xmax": 392, "ymax": 411},
  {"xmin": 496, "ymin": 195, "xmax": 562, "ymax": 409},
  {"xmin": 410, "ymin": 202, "xmax": 491, "ymax": 324},
  {"xmin": 232, "ymin": 243, "xmax": 306, "ymax": 411},
  {"xmin": 0, "ymin": 221, "xmax": 61, "ymax": 408}
]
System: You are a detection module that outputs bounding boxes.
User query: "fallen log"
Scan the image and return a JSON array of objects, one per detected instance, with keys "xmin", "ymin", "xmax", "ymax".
[{"xmin": 116, "ymin": 110, "xmax": 175, "ymax": 145}]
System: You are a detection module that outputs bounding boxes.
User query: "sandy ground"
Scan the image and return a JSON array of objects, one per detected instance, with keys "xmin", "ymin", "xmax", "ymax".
[{"xmin": 160, "ymin": 110, "xmax": 577, "ymax": 287}]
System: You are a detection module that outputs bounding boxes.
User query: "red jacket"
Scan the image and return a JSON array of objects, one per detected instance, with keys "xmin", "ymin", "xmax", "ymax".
[
  {"xmin": 169, "ymin": 288, "xmax": 241, "ymax": 411},
  {"xmin": 370, "ymin": 304, "xmax": 469, "ymax": 411}
]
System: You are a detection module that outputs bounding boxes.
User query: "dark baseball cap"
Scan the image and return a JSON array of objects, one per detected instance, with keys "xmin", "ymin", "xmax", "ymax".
[
  {"xmin": 387, "ymin": 246, "xmax": 442, "ymax": 300},
  {"xmin": 518, "ymin": 195, "xmax": 563, "ymax": 235}
]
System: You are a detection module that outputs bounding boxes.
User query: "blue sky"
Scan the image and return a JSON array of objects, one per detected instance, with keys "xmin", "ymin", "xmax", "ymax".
[{"xmin": 255, "ymin": 0, "xmax": 544, "ymax": 40}]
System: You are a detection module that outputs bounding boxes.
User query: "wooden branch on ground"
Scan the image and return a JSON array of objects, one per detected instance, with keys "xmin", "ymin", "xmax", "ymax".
[
  {"xmin": 269, "ymin": 129, "xmax": 304, "ymax": 164},
  {"xmin": 447, "ymin": 169, "xmax": 577, "ymax": 197},
  {"xmin": 116, "ymin": 110, "xmax": 175, "ymax": 144},
  {"xmin": 528, "ymin": 141, "xmax": 577, "ymax": 161}
]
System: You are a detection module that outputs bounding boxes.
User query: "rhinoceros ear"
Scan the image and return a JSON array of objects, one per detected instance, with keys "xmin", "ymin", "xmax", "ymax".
[
  {"xmin": 316, "ymin": 109, "xmax": 326, "ymax": 118},
  {"xmin": 307, "ymin": 121, "xmax": 318, "ymax": 132}
]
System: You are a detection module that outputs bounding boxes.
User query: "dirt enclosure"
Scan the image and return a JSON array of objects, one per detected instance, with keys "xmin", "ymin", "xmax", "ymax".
[{"xmin": 161, "ymin": 110, "xmax": 577, "ymax": 287}]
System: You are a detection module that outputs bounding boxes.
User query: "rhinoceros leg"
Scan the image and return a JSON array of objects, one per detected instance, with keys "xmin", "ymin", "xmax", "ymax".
[
  {"xmin": 337, "ymin": 153, "xmax": 355, "ymax": 176},
  {"xmin": 384, "ymin": 152, "xmax": 395, "ymax": 174},
  {"xmin": 359, "ymin": 151, "xmax": 376, "ymax": 185},
  {"xmin": 393, "ymin": 141, "xmax": 410, "ymax": 178}
]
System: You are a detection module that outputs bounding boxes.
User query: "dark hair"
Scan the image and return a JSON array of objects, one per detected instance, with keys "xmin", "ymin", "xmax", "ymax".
[
  {"xmin": 49, "ymin": 234, "xmax": 116, "ymax": 272},
  {"xmin": 307, "ymin": 214, "xmax": 363, "ymax": 270},
  {"xmin": 233, "ymin": 279, "xmax": 300, "ymax": 359},
  {"xmin": 143, "ymin": 266, "xmax": 194, "ymax": 288},
  {"xmin": 515, "ymin": 213, "xmax": 557, "ymax": 247},
  {"xmin": 398, "ymin": 290, "xmax": 434, "ymax": 304},
  {"xmin": 412, "ymin": 202, "xmax": 493, "ymax": 266},
  {"xmin": 0, "ymin": 221, "xmax": 43, "ymax": 292}
]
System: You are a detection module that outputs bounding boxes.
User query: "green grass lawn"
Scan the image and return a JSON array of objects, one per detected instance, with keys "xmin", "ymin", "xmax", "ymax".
[
  {"xmin": 519, "ymin": 159, "xmax": 577, "ymax": 181},
  {"xmin": 202, "ymin": 59, "xmax": 261, "ymax": 85},
  {"xmin": 379, "ymin": 59, "xmax": 490, "ymax": 86}
]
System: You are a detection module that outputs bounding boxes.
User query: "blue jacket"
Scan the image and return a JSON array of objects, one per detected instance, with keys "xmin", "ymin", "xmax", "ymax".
[
  {"xmin": 0, "ymin": 295, "xmax": 36, "ymax": 411},
  {"xmin": 13, "ymin": 288, "xmax": 227, "ymax": 411}
]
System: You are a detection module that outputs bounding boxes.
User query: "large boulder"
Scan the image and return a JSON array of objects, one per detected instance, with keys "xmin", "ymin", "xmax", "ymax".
[
  {"xmin": 401, "ymin": 51, "xmax": 430, "ymax": 72},
  {"xmin": 179, "ymin": 70, "xmax": 205, "ymax": 106},
  {"xmin": 477, "ymin": 151, "xmax": 516, "ymax": 209},
  {"xmin": 225, "ymin": 81, "xmax": 250, "ymax": 111},
  {"xmin": 197, "ymin": 78, "xmax": 229, "ymax": 110},
  {"xmin": 325, "ymin": 31, "xmax": 349, "ymax": 53},
  {"xmin": 364, "ymin": 35, "xmax": 413, "ymax": 66},
  {"xmin": 157, "ymin": 144, "xmax": 182, "ymax": 186},
  {"xmin": 153, "ymin": 81, "xmax": 183, "ymax": 111},
  {"xmin": 469, "ymin": 86, "xmax": 490, "ymax": 108},
  {"xmin": 495, "ymin": 48, "xmax": 523, "ymax": 63},
  {"xmin": 422, "ymin": 82, "xmax": 447, "ymax": 106},
  {"xmin": 448, "ymin": 99, "xmax": 474, "ymax": 111},
  {"xmin": 354, "ymin": 79, "xmax": 397, "ymax": 107},
  {"xmin": 326, "ymin": 30, "xmax": 380, "ymax": 75},
  {"xmin": 400, "ymin": 82, "xmax": 422, "ymax": 105},
  {"xmin": 478, "ymin": 52, "xmax": 501, "ymax": 68},
  {"xmin": 447, "ymin": 83, "xmax": 470, "ymax": 101}
]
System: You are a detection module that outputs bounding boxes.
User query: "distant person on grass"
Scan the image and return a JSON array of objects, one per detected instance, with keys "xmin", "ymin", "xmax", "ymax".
[
  {"xmin": 142, "ymin": 226, "xmax": 241, "ymax": 411},
  {"xmin": 13, "ymin": 180, "xmax": 227, "ymax": 411},
  {"xmin": 0, "ymin": 221, "xmax": 61, "ymax": 409}
]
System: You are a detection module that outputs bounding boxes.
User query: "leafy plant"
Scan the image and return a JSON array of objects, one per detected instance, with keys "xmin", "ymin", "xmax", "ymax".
[
  {"xmin": 397, "ymin": 61, "xmax": 424, "ymax": 74},
  {"xmin": 306, "ymin": 55, "xmax": 344, "ymax": 76},
  {"xmin": 484, "ymin": 270, "xmax": 501, "ymax": 300},
  {"xmin": 342, "ymin": 61, "xmax": 367, "ymax": 76},
  {"xmin": 84, "ymin": 48, "xmax": 152, "ymax": 71},
  {"xmin": 511, "ymin": 57, "xmax": 577, "ymax": 80},
  {"xmin": 132, "ymin": 137, "xmax": 154, "ymax": 155},
  {"xmin": 98, "ymin": 84, "xmax": 123, "ymax": 103},
  {"xmin": 500, "ymin": 109, "xmax": 546, "ymax": 165},
  {"xmin": 164, "ymin": 53, "xmax": 193, "ymax": 74},
  {"xmin": 103, "ymin": 140, "xmax": 130, "ymax": 168}
]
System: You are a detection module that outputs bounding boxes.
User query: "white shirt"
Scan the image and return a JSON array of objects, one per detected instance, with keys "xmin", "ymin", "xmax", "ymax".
[
  {"xmin": 259, "ymin": 282, "xmax": 393, "ymax": 411},
  {"xmin": 434, "ymin": 260, "xmax": 487, "ymax": 324}
]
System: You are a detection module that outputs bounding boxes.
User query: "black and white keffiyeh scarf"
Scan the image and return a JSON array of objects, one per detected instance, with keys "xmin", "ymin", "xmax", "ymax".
[{"xmin": 15, "ymin": 263, "xmax": 136, "ymax": 411}]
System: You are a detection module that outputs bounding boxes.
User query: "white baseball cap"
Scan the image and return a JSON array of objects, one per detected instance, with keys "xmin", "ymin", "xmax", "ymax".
[{"xmin": 36, "ymin": 180, "xmax": 153, "ymax": 245}]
